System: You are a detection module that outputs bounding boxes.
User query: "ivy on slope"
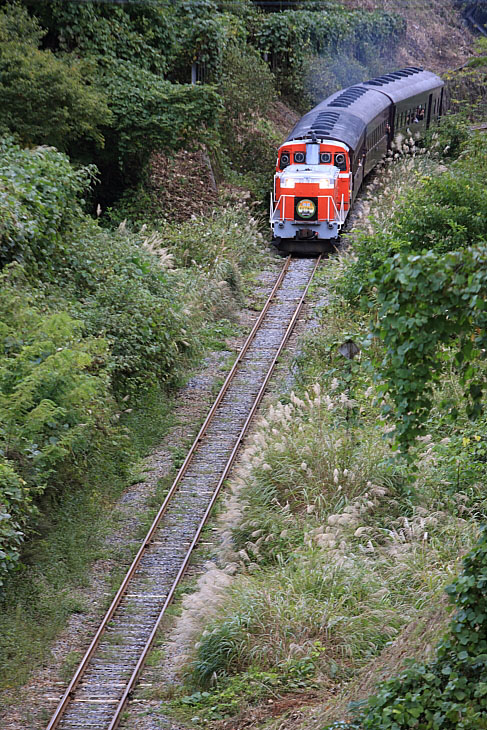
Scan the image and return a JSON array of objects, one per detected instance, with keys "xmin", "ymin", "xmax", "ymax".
[
  {"xmin": 333, "ymin": 131, "xmax": 487, "ymax": 453},
  {"xmin": 372, "ymin": 244, "xmax": 487, "ymax": 452},
  {"xmin": 371, "ymin": 136, "xmax": 487, "ymax": 452},
  {"xmin": 100, "ymin": 59, "xmax": 222, "ymax": 185},
  {"xmin": 253, "ymin": 7, "xmax": 405, "ymax": 99},
  {"xmin": 329, "ymin": 526, "xmax": 487, "ymax": 730},
  {"xmin": 255, "ymin": 8, "xmax": 404, "ymax": 59}
]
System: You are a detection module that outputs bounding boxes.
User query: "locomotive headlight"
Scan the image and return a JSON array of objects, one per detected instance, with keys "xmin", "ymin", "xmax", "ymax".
[
  {"xmin": 319, "ymin": 179, "xmax": 332, "ymax": 189},
  {"xmin": 296, "ymin": 199, "xmax": 316, "ymax": 219},
  {"xmin": 280, "ymin": 178, "xmax": 295, "ymax": 188}
]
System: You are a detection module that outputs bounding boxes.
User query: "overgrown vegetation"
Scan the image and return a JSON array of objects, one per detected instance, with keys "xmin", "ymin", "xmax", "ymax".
[
  {"xmin": 336, "ymin": 129, "xmax": 487, "ymax": 453},
  {"xmin": 0, "ymin": 0, "xmax": 404, "ymax": 206},
  {"xmin": 253, "ymin": 6, "xmax": 405, "ymax": 107},
  {"xmin": 0, "ymin": 136, "xmax": 264, "ymax": 595},
  {"xmin": 332, "ymin": 527, "xmax": 487, "ymax": 729}
]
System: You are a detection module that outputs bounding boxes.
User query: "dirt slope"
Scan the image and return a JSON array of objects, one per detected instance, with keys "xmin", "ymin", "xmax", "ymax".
[{"xmin": 343, "ymin": 0, "xmax": 473, "ymax": 72}]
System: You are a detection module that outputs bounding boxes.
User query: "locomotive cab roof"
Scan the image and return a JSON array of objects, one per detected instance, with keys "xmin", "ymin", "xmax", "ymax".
[{"xmin": 287, "ymin": 107, "xmax": 367, "ymax": 152}]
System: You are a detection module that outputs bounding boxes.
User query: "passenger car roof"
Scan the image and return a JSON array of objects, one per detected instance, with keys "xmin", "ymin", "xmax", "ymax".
[
  {"xmin": 362, "ymin": 67, "xmax": 444, "ymax": 104},
  {"xmin": 285, "ymin": 68, "xmax": 444, "ymax": 152}
]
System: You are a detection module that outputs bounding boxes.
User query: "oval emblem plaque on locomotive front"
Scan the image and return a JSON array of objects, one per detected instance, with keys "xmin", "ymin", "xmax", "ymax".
[{"xmin": 296, "ymin": 199, "xmax": 316, "ymax": 219}]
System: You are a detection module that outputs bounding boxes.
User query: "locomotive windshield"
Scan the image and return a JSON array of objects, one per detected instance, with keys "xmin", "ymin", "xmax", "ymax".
[{"xmin": 279, "ymin": 164, "xmax": 339, "ymax": 188}]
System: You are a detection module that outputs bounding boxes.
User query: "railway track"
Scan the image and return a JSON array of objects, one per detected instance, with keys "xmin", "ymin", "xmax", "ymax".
[{"xmin": 45, "ymin": 255, "xmax": 320, "ymax": 730}]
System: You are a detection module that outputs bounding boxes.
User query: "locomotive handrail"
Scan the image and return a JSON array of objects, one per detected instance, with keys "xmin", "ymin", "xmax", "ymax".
[{"xmin": 271, "ymin": 194, "xmax": 344, "ymax": 224}]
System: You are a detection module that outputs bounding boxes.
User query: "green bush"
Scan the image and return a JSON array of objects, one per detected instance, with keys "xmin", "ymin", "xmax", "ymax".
[
  {"xmin": 0, "ymin": 137, "xmax": 96, "ymax": 270},
  {"xmin": 0, "ymin": 4, "xmax": 110, "ymax": 152},
  {"xmin": 0, "ymin": 269, "xmax": 112, "ymax": 491},
  {"xmin": 423, "ymin": 113, "xmax": 471, "ymax": 159},
  {"xmin": 69, "ymin": 226, "xmax": 197, "ymax": 394},
  {"xmin": 0, "ymin": 1, "xmax": 44, "ymax": 45},
  {"xmin": 98, "ymin": 59, "xmax": 222, "ymax": 185},
  {"xmin": 372, "ymin": 244, "xmax": 487, "ymax": 452},
  {"xmin": 343, "ymin": 137, "xmax": 487, "ymax": 451},
  {"xmin": 385, "ymin": 173, "xmax": 487, "ymax": 256},
  {"xmin": 0, "ymin": 460, "xmax": 37, "ymax": 586},
  {"xmin": 339, "ymin": 134, "xmax": 487, "ymax": 303}
]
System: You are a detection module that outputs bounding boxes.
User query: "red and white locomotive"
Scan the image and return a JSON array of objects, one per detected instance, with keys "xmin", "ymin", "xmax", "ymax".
[{"xmin": 270, "ymin": 67, "xmax": 444, "ymax": 254}]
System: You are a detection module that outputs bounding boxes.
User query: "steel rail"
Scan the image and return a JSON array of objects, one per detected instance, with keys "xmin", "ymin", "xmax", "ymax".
[
  {"xmin": 45, "ymin": 256, "xmax": 291, "ymax": 730},
  {"xmin": 107, "ymin": 255, "xmax": 321, "ymax": 730}
]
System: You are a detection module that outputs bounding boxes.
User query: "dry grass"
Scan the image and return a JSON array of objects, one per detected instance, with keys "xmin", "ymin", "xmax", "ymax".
[{"xmin": 167, "ymin": 381, "xmax": 476, "ymax": 697}]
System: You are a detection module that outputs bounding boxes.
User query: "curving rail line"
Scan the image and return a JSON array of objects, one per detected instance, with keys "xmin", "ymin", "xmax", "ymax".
[{"xmin": 45, "ymin": 255, "xmax": 321, "ymax": 730}]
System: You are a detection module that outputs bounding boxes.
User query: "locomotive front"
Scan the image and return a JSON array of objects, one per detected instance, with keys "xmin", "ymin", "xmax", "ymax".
[{"xmin": 270, "ymin": 135, "xmax": 351, "ymax": 255}]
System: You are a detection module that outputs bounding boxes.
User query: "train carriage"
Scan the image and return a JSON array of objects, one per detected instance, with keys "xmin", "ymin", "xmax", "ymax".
[{"xmin": 270, "ymin": 67, "xmax": 445, "ymax": 255}]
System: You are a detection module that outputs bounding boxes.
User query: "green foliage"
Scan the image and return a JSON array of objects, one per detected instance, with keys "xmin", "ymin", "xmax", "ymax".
[
  {"xmin": 0, "ymin": 137, "xmax": 96, "ymax": 269},
  {"xmin": 0, "ymin": 134, "xmax": 265, "ymax": 592},
  {"xmin": 0, "ymin": 4, "xmax": 110, "ymax": 151},
  {"xmin": 340, "ymin": 131, "xmax": 485, "ymax": 304},
  {"xmin": 220, "ymin": 41, "xmax": 275, "ymax": 125},
  {"xmin": 217, "ymin": 40, "xmax": 278, "ymax": 195},
  {"xmin": 0, "ymin": 269, "xmax": 112, "ymax": 487},
  {"xmin": 0, "ymin": 1, "xmax": 44, "ymax": 45},
  {"xmin": 0, "ymin": 267, "xmax": 115, "ymax": 582},
  {"xmin": 27, "ymin": 0, "xmax": 228, "ymax": 83},
  {"xmin": 332, "ymin": 527, "xmax": 487, "ymax": 730},
  {"xmin": 169, "ymin": 4, "xmax": 232, "ymax": 83},
  {"xmin": 253, "ymin": 8, "xmax": 405, "ymax": 101},
  {"xmin": 349, "ymin": 136, "xmax": 487, "ymax": 452},
  {"xmin": 384, "ymin": 174, "xmax": 487, "ymax": 256},
  {"xmin": 69, "ymin": 226, "xmax": 197, "ymax": 394},
  {"xmin": 28, "ymin": 0, "xmax": 175, "ymax": 75},
  {"xmin": 423, "ymin": 113, "xmax": 471, "ymax": 159},
  {"xmin": 372, "ymin": 244, "xmax": 487, "ymax": 452},
  {"xmin": 429, "ymin": 424, "xmax": 487, "ymax": 513},
  {"xmin": 466, "ymin": 36, "xmax": 487, "ymax": 68},
  {"xmin": 0, "ymin": 460, "xmax": 36, "ymax": 586},
  {"xmin": 177, "ymin": 655, "xmax": 321, "ymax": 720},
  {"xmin": 0, "ymin": 1, "xmax": 224, "ymax": 196},
  {"xmin": 99, "ymin": 59, "xmax": 222, "ymax": 185}
]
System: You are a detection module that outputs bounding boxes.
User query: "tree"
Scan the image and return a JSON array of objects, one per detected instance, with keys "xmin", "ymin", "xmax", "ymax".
[{"xmin": 0, "ymin": 4, "xmax": 111, "ymax": 151}]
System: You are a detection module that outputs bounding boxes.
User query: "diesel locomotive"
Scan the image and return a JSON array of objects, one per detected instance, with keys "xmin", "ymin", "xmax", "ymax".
[{"xmin": 270, "ymin": 67, "xmax": 445, "ymax": 254}]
